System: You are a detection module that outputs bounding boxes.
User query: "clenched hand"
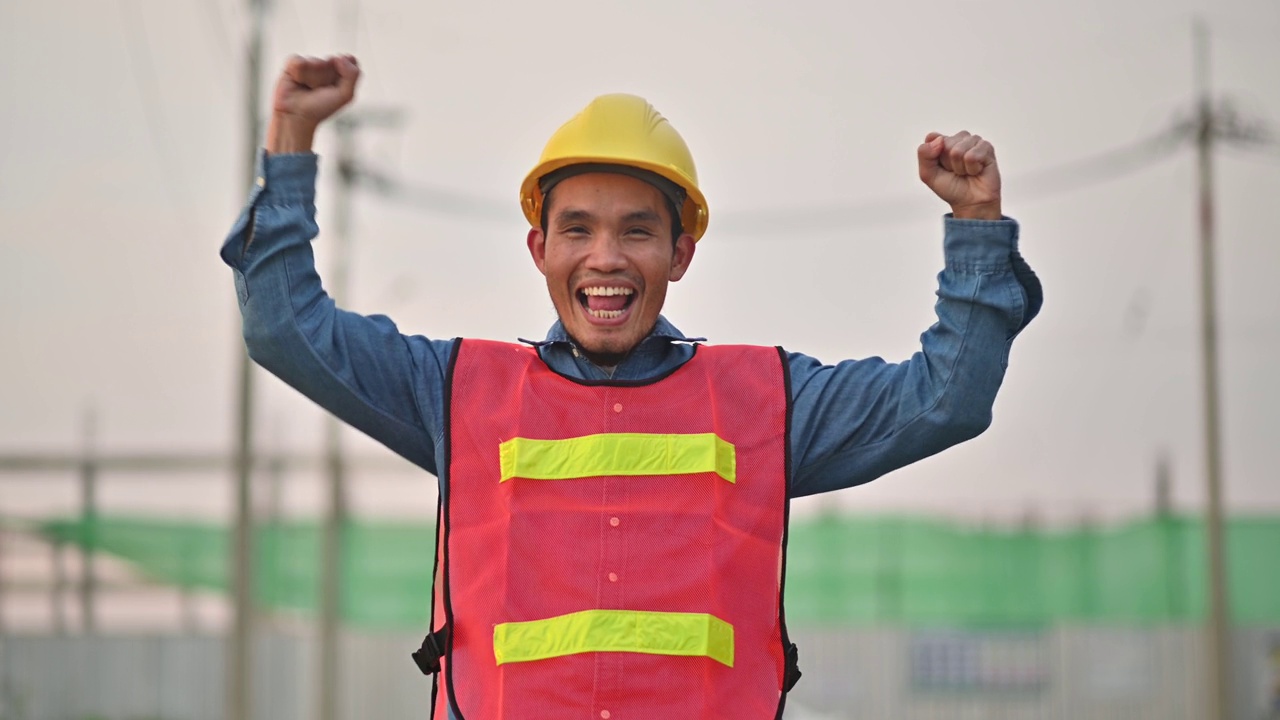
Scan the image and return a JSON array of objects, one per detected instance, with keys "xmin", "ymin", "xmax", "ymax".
[
  {"xmin": 917, "ymin": 131, "xmax": 1001, "ymax": 220},
  {"xmin": 266, "ymin": 54, "xmax": 361, "ymax": 155}
]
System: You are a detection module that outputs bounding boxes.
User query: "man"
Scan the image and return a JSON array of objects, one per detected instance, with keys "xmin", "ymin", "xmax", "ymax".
[{"xmin": 221, "ymin": 55, "xmax": 1041, "ymax": 719}]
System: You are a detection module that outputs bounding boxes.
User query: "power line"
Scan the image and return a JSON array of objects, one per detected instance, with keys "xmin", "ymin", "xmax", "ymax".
[
  {"xmin": 1014, "ymin": 125, "xmax": 1193, "ymax": 199},
  {"xmin": 202, "ymin": 0, "xmax": 234, "ymax": 61},
  {"xmin": 335, "ymin": 63, "xmax": 1275, "ymax": 239},
  {"xmin": 717, "ymin": 125, "xmax": 1194, "ymax": 235},
  {"xmin": 355, "ymin": 126, "xmax": 1197, "ymax": 234},
  {"xmin": 353, "ymin": 163, "xmax": 516, "ymax": 222},
  {"xmin": 115, "ymin": 0, "xmax": 189, "ymax": 210},
  {"xmin": 1220, "ymin": 140, "xmax": 1280, "ymax": 166}
]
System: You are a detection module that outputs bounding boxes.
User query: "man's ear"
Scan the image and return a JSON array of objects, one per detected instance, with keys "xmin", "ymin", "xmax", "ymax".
[
  {"xmin": 527, "ymin": 227, "xmax": 547, "ymax": 275},
  {"xmin": 668, "ymin": 233, "xmax": 696, "ymax": 282}
]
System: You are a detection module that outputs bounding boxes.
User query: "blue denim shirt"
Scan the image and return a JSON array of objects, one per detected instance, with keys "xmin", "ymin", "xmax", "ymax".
[{"xmin": 221, "ymin": 152, "xmax": 1041, "ymax": 498}]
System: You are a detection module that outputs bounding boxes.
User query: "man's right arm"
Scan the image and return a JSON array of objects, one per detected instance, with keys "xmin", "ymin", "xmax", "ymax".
[
  {"xmin": 219, "ymin": 55, "xmax": 451, "ymax": 473},
  {"xmin": 221, "ymin": 151, "xmax": 452, "ymax": 473}
]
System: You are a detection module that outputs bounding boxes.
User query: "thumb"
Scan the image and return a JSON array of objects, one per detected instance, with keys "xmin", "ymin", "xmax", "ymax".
[
  {"xmin": 917, "ymin": 134, "xmax": 944, "ymax": 184},
  {"xmin": 335, "ymin": 55, "xmax": 360, "ymax": 102}
]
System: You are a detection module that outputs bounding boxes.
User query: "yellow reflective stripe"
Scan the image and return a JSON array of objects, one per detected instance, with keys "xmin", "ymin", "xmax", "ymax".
[
  {"xmin": 498, "ymin": 433, "xmax": 735, "ymax": 483},
  {"xmin": 493, "ymin": 609, "xmax": 734, "ymax": 667}
]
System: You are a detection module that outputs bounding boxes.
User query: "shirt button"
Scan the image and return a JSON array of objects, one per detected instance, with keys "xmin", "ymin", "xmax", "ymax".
[
  {"xmin": 255, "ymin": 176, "xmax": 265, "ymax": 187},
  {"xmin": 613, "ymin": 403, "xmax": 623, "ymax": 413},
  {"xmin": 600, "ymin": 712, "xmax": 611, "ymax": 719},
  {"xmin": 609, "ymin": 517, "xmax": 620, "ymax": 527},
  {"xmin": 608, "ymin": 572, "xmax": 618, "ymax": 583}
]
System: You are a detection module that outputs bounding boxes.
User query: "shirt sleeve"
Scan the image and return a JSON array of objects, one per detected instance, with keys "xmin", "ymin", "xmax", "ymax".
[
  {"xmin": 786, "ymin": 216, "xmax": 1042, "ymax": 497},
  {"xmin": 219, "ymin": 151, "xmax": 452, "ymax": 474}
]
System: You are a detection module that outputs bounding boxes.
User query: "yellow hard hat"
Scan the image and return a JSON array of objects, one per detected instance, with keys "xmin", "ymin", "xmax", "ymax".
[{"xmin": 520, "ymin": 94, "xmax": 709, "ymax": 241}]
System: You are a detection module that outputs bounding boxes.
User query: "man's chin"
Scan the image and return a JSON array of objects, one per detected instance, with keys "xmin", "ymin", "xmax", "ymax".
[
  {"xmin": 581, "ymin": 348, "xmax": 629, "ymax": 367},
  {"xmin": 567, "ymin": 326, "xmax": 650, "ymax": 367}
]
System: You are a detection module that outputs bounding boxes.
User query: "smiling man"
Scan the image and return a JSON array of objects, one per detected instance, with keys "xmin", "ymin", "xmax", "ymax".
[
  {"xmin": 221, "ymin": 55, "xmax": 1042, "ymax": 719},
  {"xmin": 531, "ymin": 170, "xmax": 694, "ymax": 367}
]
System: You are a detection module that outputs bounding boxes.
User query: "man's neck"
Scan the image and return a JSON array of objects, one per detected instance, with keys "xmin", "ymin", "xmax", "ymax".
[
  {"xmin": 566, "ymin": 323, "xmax": 659, "ymax": 371},
  {"xmin": 577, "ymin": 346, "xmax": 624, "ymax": 378}
]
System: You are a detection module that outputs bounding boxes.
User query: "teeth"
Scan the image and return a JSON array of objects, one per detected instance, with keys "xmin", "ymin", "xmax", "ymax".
[
  {"xmin": 581, "ymin": 287, "xmax": 634, "ymax": 297},
  {"xmin": 587, "ymin": 308, "xmax": 625, "ymax": 319}
]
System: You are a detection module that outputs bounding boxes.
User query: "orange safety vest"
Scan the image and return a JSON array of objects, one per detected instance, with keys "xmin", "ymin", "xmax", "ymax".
[{"xmin": 425, "ymin": 339, "xmax": 799, "ymax": 719}]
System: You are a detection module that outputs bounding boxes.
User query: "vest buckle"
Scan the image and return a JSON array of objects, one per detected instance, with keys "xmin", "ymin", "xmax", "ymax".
[
  {"xmin": 783, "ymin": 642, "xmax": 802, "ymax": 692},
  {"xmin": 411, "ymin": 626, "xmax": 449, "ymax": 676}
]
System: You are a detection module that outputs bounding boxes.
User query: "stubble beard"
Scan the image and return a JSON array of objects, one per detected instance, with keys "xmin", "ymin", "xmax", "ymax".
[{"xmin": 564, "ymin": 321, "xmax": 657, "ymax": 369}]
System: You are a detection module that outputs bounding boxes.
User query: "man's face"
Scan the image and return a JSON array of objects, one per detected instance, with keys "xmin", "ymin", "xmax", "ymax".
[{"xmin": 527, "ymin": 172, "xmax": 695, "ymax": 364}]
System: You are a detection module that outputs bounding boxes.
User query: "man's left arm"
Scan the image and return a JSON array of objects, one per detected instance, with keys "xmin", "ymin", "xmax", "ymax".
[{"xmin": 787, "ymin": 132, "xmax": 1043, "ymax": 497}]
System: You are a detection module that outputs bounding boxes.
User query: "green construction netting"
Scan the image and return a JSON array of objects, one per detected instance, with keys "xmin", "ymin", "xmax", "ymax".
[{"xmin": 36, "ymin": 514, "xmax": 1280, "ymax": 629}]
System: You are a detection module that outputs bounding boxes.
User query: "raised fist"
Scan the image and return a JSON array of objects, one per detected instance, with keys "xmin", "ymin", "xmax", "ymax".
[
  {"xmin": 266, "ymin": 54, "xmax": 361, "ymax": 154},
  {"xmin": 917, "ymin": 131, "xmax": 1002, "ymax": 220}
]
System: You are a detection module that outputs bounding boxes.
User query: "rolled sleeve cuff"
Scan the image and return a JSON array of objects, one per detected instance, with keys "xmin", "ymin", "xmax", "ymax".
[
  {"xmin": 219, "ymin": 150, "xmax": 319, "ymax": 272},
  {"xmin": 942, "ymin": 213, "xmax": 1043, "ymax": 332},
  {"xmin": 254, "ymin": 150, "xmax": 319, "ymax": 205},
  {"xmin": 941, "ymin": 214, "xmax": 1020, "ymax": 271}
]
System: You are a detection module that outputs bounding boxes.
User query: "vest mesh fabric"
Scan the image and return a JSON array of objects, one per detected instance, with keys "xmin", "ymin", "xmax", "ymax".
[{"xmin": 434, "ymin": 340, "xmax": 790, "ymax": 719}]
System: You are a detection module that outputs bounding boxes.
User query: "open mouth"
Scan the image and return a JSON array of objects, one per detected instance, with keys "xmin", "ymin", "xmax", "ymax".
[{"xmin": 577, "ymin": 286, "xmax": 636, "ymax": 321}]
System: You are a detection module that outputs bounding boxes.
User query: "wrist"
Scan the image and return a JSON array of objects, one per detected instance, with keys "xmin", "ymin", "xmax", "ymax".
[
  {"xmin": 266, "ymin": 114, "xmax": 318, "ymax": 154},
  {"xmin": 950, "ymin": 201, "xmax": 1003, "ymax": 221}
]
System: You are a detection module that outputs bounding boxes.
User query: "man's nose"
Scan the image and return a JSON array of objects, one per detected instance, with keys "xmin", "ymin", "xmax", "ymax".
[{"xmin": 583, "ymin": 233, "xmax": 627, "ymax": 272}]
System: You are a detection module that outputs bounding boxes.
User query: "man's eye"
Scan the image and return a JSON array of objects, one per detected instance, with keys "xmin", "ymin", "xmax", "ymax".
[
  {"xmin": 625, "ymin": 227, "xmax": 655, "ymax": 237},
  {"xmin": 563, "ymin": 226, "xmax": 588, "ymax": 235}
]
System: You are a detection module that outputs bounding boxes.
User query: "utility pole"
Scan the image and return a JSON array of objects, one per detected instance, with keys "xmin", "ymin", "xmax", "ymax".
[
  {"xmin": 230, "ymin": 0, "xmax": 269, "ymax": 717},
  {"xmin": 0, "ymin": 524, "xmax": 7, "ymax": 720},
  {"xmin": 1163, "ymin": 23, "xmax": 1273, "ymax": 716},
  {"xmin": 1154, "ymin": 450, "xmax": 1172, "ymax": 519},
  {"xmin": 315, "ymin": 7, "xmax": 359, "ymax": 717},
  {"xmin": 316, "ymin": 101, "xmax": 405, "ymax": 720},
  {"xmin": 79, "ymin": 405, "xmax": 98, "ymax": 634},
  {"xmin": 316, "ymin": 115, "xmax": 355, "ymax": 720},
  {"xmin": 1192, "ymin": 18, "xmax": 1231, "ymax": 720},
  {"xmin": 52, "ymin": 540, "xmax": 68, "ymax": 634},
  {"xmin": 0, "ymin": 524, "xmax": 5, "ymax": 641}
]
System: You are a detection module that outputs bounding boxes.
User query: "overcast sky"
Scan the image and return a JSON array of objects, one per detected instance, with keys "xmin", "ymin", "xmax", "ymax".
[{"xmin": 1, "ymin": 0, "xmax": 1278, "ymax": 525}]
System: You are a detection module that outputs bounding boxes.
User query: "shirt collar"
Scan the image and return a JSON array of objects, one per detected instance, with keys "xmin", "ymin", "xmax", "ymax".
[{"xmin": 519, "ymin": 315, "xmax": 705, "ymax": 348}]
